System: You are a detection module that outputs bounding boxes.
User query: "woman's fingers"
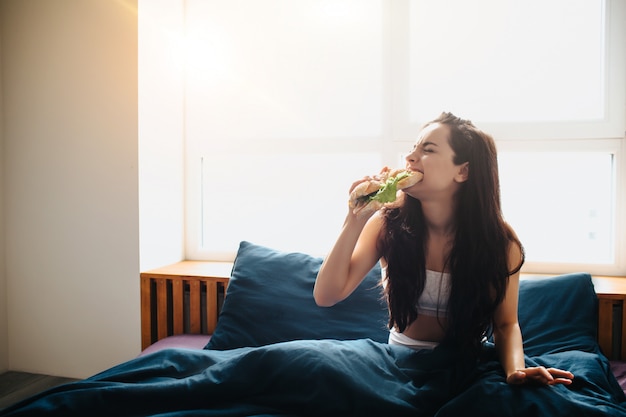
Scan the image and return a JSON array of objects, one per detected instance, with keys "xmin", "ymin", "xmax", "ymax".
[
  {"xmin": 546, "ymin": 368, "xmax": 574, "ymax": 385},
  {"xmin": 509, "ymin": 367, "xmax": 574, "ymax": 386},
  {"xmin": 547, "ymin": 368, "xmax": 574, "ymax": 379}
]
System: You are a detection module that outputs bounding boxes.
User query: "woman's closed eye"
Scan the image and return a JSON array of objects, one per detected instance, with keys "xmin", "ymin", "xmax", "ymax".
[{"xmin": 419, "ymin": 141, "xmax": 438, "ymax": 153}]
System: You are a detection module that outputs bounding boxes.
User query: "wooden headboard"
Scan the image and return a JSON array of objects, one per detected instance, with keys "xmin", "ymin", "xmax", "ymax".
[
  {"xmin": 140, "ymin": 262, "xmax": 232, "ymax": 350},
  {"xmin": 140, "ymin": 262, "xmax": 626, "ymax": 360}
]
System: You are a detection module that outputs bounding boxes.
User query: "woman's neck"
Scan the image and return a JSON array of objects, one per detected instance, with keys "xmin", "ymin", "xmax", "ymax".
[{"xmin": 421, "ymin": 200, "xmax": 456, "ymax": 237}]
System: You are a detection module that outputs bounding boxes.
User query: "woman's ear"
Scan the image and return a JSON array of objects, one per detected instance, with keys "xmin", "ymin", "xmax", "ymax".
[{"xmin": 455, "ymin": 162, "xmax": 469, "ymax": 183}]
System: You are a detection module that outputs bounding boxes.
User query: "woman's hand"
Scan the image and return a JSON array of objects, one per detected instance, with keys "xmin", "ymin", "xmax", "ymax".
[
  {"xmin": 348, "ymin": 167, "xmax": 390, "ymax": 195},
  {"xmin": 348, "ymin": 167, "xmax": 390, "ymax": 218},
  {"xmin": 506, "ymin": 367, "xmax": 574, "ymax": 386}
]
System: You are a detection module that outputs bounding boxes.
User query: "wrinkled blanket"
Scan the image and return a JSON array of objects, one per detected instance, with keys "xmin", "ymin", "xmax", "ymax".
[{"xmin": 1, "ymin": 339, "xmax": 625, "ymax": 417}]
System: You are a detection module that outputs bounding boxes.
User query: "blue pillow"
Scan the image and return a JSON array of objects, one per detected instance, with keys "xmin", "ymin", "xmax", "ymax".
[
  {"xmin": 205, "ymin": 241, "xmax": 389, "ymax": 350},
  {"xmin": 518, "ymin": 273, "xmax": 599, "ymax": 356}
]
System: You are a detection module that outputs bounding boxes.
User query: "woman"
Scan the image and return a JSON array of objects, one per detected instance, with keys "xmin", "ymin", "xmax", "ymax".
[{"xmin": 313, "ymin": 112, "xmax": 573, "ymax": 386}]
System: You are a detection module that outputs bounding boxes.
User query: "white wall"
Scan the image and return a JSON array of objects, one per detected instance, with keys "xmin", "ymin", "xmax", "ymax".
[
  {"xmin": 0, "ymin": 15, "xmax": 7, "ymax": 374},
  {"xmin": 2, "ymin": 0, "xmax": 140, "ymax": 378}
]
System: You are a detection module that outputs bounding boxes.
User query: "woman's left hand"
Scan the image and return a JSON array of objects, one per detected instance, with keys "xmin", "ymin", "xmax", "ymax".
[{"xmin": 507, "ymin": 367, "xmax": 574, "ymax": 386}]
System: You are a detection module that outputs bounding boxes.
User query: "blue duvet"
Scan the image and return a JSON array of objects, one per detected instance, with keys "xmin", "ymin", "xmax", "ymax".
[{"xmin": 1, "ymin": 338, "xmax": 625, "ymax": 417}]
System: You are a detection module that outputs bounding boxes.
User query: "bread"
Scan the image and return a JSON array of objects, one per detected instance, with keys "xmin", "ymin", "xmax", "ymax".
[
  {"xmin": 395, "ymin": 170, "xmax": 423, "ymax": 189},
  {"xmin": 348, "ymin": 168, "xmax": 423, "ymax": 215}
]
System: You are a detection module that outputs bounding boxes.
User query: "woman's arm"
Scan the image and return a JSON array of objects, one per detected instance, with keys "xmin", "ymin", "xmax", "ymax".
[
  {"xmin": 313, "ymin": 209, "xmax": 384, "ymax": 307},
  {"xmin": 492, "ymin": 242, "xmax": 574, "ymax": 385}
]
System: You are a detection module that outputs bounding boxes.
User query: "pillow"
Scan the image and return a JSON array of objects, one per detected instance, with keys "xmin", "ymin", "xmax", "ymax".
[
  {"xmin": 518, "ymin": 273, "xmax": 599, "ymax": 356},
  {"xmin": 205, "ymin": 241, "xmax": 389, "ymax": 350}
]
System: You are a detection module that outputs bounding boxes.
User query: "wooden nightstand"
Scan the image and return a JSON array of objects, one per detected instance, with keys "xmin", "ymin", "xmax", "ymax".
[
  {"xmin": 592, "ymin": 276, "xmax": 626, "ymax": 360},
  {"xmin": 140, "ymin": 261, "xmax": 232, "ymax": 350}
]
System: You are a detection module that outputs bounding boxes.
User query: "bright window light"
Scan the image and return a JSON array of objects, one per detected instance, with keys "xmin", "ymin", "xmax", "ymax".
[
  {"xmin": 199, "ymin": 152, "xmax": 383, "ymax": 257},
  {"xmin": 185, "ymin": 0, "xmax": 386, "ymax": 141},
  {"xmin": 145, "ymin": 0, "xmax": 626, "ymax": 274},
  {"xmin": 408, "ymin": 0, "xmax": 605, "ymax": 123},
  {"xmin": 499, "ymin": 152, "xmax": 614, "ymax": 264}
]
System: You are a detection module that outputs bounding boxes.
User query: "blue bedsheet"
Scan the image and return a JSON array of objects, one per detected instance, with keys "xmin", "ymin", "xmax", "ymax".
[{"xmin": 1, "ymin": 338, "xmax": 625, "ymax": 417}]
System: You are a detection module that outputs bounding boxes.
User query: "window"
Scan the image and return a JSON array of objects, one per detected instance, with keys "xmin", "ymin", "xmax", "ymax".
[
  {"xmin": 184, "ymin": 0, "xmax": 388, "ymax": 258},
  {"xmin": 499, "ymin": 150, "xmax": 615, "ymax": 266},
  {"xmin": 140, "ymin": 0, "xmax": 626, "ymax": 275},
  {"xmin": 405, "ymin": 0, "xmax": 606, "ymax": 125},
  {"xmin": 386, "ymin": 0, "xmax": 625, "ymax": 275}
]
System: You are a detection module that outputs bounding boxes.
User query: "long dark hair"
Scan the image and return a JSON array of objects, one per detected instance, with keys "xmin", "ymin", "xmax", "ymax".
[{"xmin": 380, "ymin": 112, "xmax": 524, "ymax": 355}]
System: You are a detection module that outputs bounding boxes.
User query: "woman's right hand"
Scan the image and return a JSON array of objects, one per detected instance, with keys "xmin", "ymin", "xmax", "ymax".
[{"xmin": 348, "ymin": 168, "xmax": 390, "ymax": 218}]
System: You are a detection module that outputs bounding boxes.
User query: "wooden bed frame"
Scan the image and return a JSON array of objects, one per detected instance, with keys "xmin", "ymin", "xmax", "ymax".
[
  {"xmin": 140, "ymin": 262, "xmax": 626, "ymax": 360},
  {"xmin": 140, "ymin": 262, "xmax": 231, "ymax": 350}
]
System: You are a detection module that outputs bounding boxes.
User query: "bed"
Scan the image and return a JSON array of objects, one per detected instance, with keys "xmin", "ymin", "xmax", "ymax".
[{"xmin": 2, "ymin": 241, "xmax": 626, "ymax": 416}]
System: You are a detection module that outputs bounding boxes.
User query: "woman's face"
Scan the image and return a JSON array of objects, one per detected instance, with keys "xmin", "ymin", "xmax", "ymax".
[{"xmin": 402, "ymin": 123, "xmax": 468, "ymax": 201}]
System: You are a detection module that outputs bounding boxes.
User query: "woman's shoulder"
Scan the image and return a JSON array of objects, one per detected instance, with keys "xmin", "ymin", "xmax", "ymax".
[{"xmin": 504, "ymin": 223, "xmax": 524, "ymax": 273}]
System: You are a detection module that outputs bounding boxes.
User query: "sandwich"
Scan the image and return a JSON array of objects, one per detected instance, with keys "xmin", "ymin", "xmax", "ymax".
[{"xmin": 349, "ymin": 168, "xmax": 423, "ymax": 214}]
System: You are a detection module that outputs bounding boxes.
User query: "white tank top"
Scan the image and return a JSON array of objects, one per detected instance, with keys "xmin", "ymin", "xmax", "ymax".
[
  {"xmin": 381, "ymin": 266, "xmax": 451, "ymax": 317},
  {"xmin": 417, "ymin": 270, "xmax": 451, "ymax": 317}
]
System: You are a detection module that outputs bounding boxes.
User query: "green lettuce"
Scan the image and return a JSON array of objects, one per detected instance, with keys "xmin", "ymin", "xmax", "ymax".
[{"xmin": 368, "ymin": 171, "xmax": 411, "ymax": 204}]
